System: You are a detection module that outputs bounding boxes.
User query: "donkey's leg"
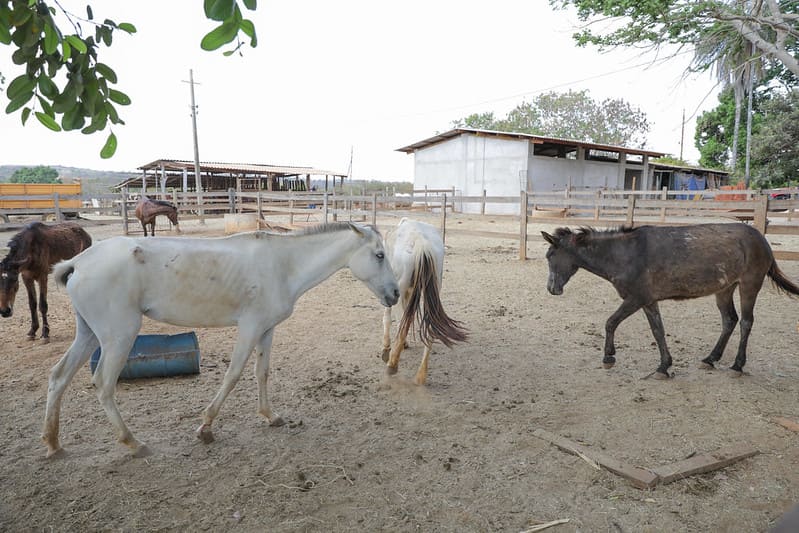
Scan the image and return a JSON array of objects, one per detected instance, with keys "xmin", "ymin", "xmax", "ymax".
[
  {"xmin": 253, "ymin": 328, "xmax": 284, "ymax": 427},
  {"xmin": 603, "ymin": 298, "xmax": 642, "ymax": 368},
  {"xmin": 140, "ymin": 221, "xmax": 149, "ymax": 237},
  {"xmin": 730, "ymin": 283, "xmax": 763, "ymax": 375},
  {"xmin": 42, "ymin": 312, "xmax": 99, "ymax": 458},
  {"xmin": 642, "ymin": 302, "xmax": 673, "ymax": 378},
  {"xmin": 38, "ymin": 275, "xmax": 50, "ymax": 343},
  {"xmin": 381, "ymin": 306, "xmax": 392, "ymax": 362},
  {"xmin": 197, "ymin": 322, "xmax": 262, "ymax": 443},
  {"xmin": 92, "ymin": 322, "xmax": 146, "ymax": 455},
  {"xmin": 701, "ymin": 285, "xmax": 738, "ymax": 369},
  {"xmin": 415, "ymin": 343, "xmax": 432, "ymax": 385},
  {"xmin": 23, "ymin": 276, "xmax": 38, "ymax": 339}
]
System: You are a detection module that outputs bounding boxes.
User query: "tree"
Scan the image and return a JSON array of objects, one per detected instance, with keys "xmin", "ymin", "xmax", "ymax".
[
  {"xmin": 451, "ymin": 89, "xmax": 651, "ymax": 148},
  {"xmin": 550, "ymin": 1, "xmax": 799, "ymax": 78},
  {"xmin": 750, "ymin": 89, "xmax": 799, "ymax": 187},
  {"xmin": 9, "ymin": 165, "xmax": 60, "ymax": 183},
  {"xmin": 695, "ymin": 86, "xmax": 765, "ymax": 170},
  {"xmin": 0, "ymin": 0, "xmax": 258, "ymax": 158}
]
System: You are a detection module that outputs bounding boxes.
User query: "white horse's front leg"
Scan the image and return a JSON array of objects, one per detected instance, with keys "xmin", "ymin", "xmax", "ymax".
[
  {"xmin": 381, "ymin": 306, "xmax": 392, "ymax": 362},
  {"xmin": 197, "ymin": 324, "xmax": 261, "ymax": 443},
  {"xmin": 415, "ymin": 343, "xmax": 432, "ymax": 385},
  {"xmin": 253, "ymin": 328, "xmax": 284, "ymax": 427}
]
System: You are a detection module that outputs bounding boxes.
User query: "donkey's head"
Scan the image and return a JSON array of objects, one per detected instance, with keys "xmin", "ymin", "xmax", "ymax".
[{"xmin": 541, "ymin": 228, "xmax": 580, "ymax": 296}]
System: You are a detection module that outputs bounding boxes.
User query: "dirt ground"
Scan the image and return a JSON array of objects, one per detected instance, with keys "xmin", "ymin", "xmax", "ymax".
[{"xmin": 1, "ymin": 212, "xmax": 799, "ymax": 533}]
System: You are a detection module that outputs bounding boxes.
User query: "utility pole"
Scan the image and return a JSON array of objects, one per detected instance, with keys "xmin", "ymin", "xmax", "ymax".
[
  {"xmin": 679, "ymin": 108, "xmax": 685, "ymax": 161},
  {"xmin": 184, "ymin": 69, "xmax": 204, "ymax": 223}
]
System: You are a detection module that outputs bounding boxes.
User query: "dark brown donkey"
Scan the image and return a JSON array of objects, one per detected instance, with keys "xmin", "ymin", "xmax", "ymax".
[
  {"xmin": 0, "ymin": 221, "xmax": 91, "ymax": 342},
  {"xmin": 135, "ymin": 195, "xmax": 180, "ymax": 236},
  {"xmin": 542, "ymin": 223, "xmax": 799, "ymax": 378}
]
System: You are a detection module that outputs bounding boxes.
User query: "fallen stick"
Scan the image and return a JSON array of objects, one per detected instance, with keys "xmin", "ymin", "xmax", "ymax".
[
  {"xmin": 532, "ymin": 429, "xmax": 659, "ymax": 489},
  {"xmin": 519, "ymin": 518, "xmax": 570, "ymax": 533},
  {"xmin": 773, "ymin": 417, "xmax": 799, "ymax": 433},
  {"xmin": 650, "ymin": 443, "xmax": 759, "ymax": 484}
]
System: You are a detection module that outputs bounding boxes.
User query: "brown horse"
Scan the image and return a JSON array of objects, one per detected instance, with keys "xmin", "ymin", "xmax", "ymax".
[
  {"xmin": 135, "ymin": 195, "xmax": 180, "ymax": 236},
  {"xmin": 0, "ymin": 221, "xmax": 92, "ymax": 342},
  {"xmin": 542, "ymin": 223, "xmax": 799, "ymax": 378}
]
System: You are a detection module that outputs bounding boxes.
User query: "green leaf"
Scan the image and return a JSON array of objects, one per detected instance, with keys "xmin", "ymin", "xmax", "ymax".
[
  {"xmin": 7, "ymin": 74, "xmax": 36, "ymax": 99},
  {"xmin": 35, "ymin": 111, "xmax": 62, "ymax": 132},
  {"xmin": 108, "ymin": 89, "xmax": 131, "ymax": 105},
  {"xmin": 242, "ymin": 0, "xmax": 257, "ymax": 10},
  {"xmin": 86, "ymin": 5, "xmax": 93, "ymax": 20},
  {"xmin": 21, "ymin": 107, "xmax": 31, "ymax": 125},
  {"xmin": 5, "ymin": 91, "xmax": 33, "ymax": 113},
  {"xmin": 100, "ymin": 132, "xmax": 117, "ymax": 158},
  {"xmin": 0, "ymin": 17, "xmax": 11, "ymax": 44},
  {"xmin": 62, "ymin": 106, "xmax": 85, "ymax": 131},
  {"xmin": 240, "ymin": 19, "xmax": 256, "ymax": 46},
  {"xmin": 201, "ymin": 20, "xmax": 239, "ymax": 51},
  {"xmin": 65, "ymin": 35, "xmax": 87, "ymax": 54},
  {"xmin": 62, "ymin": 39, "xmax": 71, "ymax": 60},
  {"xmin": 43, "ymin": 22, "xmax": 58, "ymax": 54},
  {"xmin": 204, "ymin": 0, "xmax": 235, "ymax": 21},
  {"xmin": 118, "ymin": 22, "xmax": 136, "ymax": 34},
  {"xmin": 37, "ymin": 75, "xmax": 58, "ymax": 99},
  {"xmin": 95, "ymin": 62, "xmax": 117, "ymax": 83}
]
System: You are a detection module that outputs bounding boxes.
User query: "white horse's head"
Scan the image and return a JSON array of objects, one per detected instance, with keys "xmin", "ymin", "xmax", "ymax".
[{"xmin": 346, "ymin": 224, "xmax": 399, "ymax": 307}]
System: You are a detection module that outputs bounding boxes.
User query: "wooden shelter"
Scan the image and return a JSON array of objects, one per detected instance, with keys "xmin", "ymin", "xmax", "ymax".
[{"xmin": 113, "ymin": 159, "xmax": 348, "ymax": 194}]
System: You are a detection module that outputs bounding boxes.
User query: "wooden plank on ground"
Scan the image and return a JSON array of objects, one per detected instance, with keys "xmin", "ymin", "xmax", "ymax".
[
  {"xmin": 650, "ymin": 444, "xmax": 759, "ymax": 484},
  {"xmin": 532, "ymin": 429, "xmax": 659, "ymax": 489},
  {"xmin": 773, "ymin": 417, "xmax": 799, "ymax": 433}
]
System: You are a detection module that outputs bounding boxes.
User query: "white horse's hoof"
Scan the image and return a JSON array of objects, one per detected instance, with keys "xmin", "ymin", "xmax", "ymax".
[
  {"xmin": 196, "ymin": 424, "xmax": 215, "ymax": 443},
  {"xmin": 269, "ymin": 415, "xmax": 285, "ymax": 427},
  {"xmin": 386, "ymin": 366, "xmax": 398, "ymax": 376}
]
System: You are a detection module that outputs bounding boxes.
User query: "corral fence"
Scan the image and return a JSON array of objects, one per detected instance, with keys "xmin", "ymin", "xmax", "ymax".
[{"xmin": 3, "ymin": 186, "xmax": 799, "ymax": 261}]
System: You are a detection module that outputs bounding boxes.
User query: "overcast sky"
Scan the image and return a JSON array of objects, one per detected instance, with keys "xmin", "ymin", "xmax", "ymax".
[{"xmin": 0, "ymin": 1, "xmax": 722, "ymax": 181}]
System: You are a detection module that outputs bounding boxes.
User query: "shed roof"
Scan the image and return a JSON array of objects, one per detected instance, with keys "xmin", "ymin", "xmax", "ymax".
[{"xmin": 396, "ymin": 128, "xmax": 667, "ymax": 158}]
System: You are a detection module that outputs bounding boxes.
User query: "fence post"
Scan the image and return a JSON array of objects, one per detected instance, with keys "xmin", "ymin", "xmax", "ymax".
[
  {"xmin": 753, "ymin": 194, "xmax": 769, "ymax": 234},
  {"xmin": 451, "ymin": 186, "xmax": 455, "ymax": 212},
  {"xmin": 519, "ymin": 190, "xmax": 528, "ymax": 260},
  {"xmin": 122, "ymin": 186, "xmax": 129, "ymax": 235},
  {"xmin": 289, "ymin": 191, "xmax": 295, "ymax": 226},
  {"xmin": 372, "ymin": 193, "xmax": 378, "ymax": 226},
  {"xmin": 332, "ymin": 190, "xmax": 338, "ymax": 222},
  {"xmin": 53, "ymin": 192, "xmax": 63, "ymax": 222},
  {"xmin": 226, "ymin": 188, "xmax": 235, "ymax": 214},
  {"xmin": 257, "ymin": 191, "xmax": 263, "ymax": 220},
  {"xmin": 593, "ymin": 189, "xmax": 601, "ymax": 220},
  {"xmin": 626, "ymin": 195, "xmax": 636, "ymax": 226},
  {"xmin": 659, "ymin": 186, "xmax": 667, "ymax": 222},
  {"xmin": 323, "ymin": 192, "xmax": 329, "ymax": 224},
  {"xmin": 440, "ymin": 193, "xmax": 447, "ymax": 245},
  {"xmin": 481, "ymin": 189, "xmax": 486, "ymax": 215}
]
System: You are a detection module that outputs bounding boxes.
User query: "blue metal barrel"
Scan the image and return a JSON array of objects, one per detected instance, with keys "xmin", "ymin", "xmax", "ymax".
[{"xmin": 90, "ymin": 332, "xmax": 201, "ymax": 379}]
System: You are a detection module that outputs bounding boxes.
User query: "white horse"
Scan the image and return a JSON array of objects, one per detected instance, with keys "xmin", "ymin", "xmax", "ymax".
[
  {"xmin": 381, "ymin": 218, "xmax": 467, "ymax": 384},
  {"xmin": 43, "ymin": 222, "xmax": 399, "ymax": 458}
]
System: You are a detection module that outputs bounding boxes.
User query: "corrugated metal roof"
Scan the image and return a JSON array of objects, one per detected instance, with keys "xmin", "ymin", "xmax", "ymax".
[
  {"xmin": 137, "ymin": 159, "xmax": 347, "ymax": 177},
  {"xmin": 395, "ymin": 128, "xmax": 667, "ymax": 158}
]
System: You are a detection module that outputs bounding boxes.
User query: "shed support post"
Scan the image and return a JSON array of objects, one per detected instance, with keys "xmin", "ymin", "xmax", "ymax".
[
  {"xmin": 519, "ymin": 190, "xmax": 528, "ymax": 260},
  {"xmin": 440, "ymin": 193, "xmax": 447, "ymax": 245},
  {"xmin": 122, "ymin": 186, "xmax": 129, "ymax": 235}
]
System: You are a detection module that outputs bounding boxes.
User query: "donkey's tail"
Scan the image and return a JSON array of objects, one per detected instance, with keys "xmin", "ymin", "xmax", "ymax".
[
  {"xmin": 768, "ymin": 261, "xmax": 799, "ymax": 296},
  {"xmin": 397, "ymin": 247, "xmax": 468, "ymax": 348},
  {"xmin": 53, "ymin": 258, "xmax": 77, "ymax": 288}
]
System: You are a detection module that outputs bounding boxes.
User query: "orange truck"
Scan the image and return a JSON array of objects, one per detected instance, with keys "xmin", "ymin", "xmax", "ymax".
[{"xmin": 0, "ymin": 183, "xmax": 82, "ymax": 215}]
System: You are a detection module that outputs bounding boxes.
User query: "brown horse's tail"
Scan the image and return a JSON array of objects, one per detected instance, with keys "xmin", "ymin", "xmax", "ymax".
[
  {"xmin": 397, "ymin": 247, "xmax": 468, "ymax": 348},
  {"xmin": 768, "ymin": 261, "xmax": 799, "ymax": 296}
]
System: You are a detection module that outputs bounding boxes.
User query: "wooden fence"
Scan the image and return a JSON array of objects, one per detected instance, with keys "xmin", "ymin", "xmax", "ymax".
[{"xmin": 3, "ymin": 187, "xmax": 799, "ymax": 260}]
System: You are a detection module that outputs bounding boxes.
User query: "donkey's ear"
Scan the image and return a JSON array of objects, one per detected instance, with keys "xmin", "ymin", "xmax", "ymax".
[{"xmin": 541, "ymin": 231, "xmax": 558, "ymax": 247}]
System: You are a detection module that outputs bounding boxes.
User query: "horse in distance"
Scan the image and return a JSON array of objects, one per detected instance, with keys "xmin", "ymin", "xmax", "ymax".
[
  {"xmin": 42, "ymin": 222, "xmax": 399, "ymax": 458},
  {"xmin": 542, "ymin": 223, "xmax": 799, "ymax": 379},
  {"xmin": 0, "ymin": 221, "xmax": 91, "ymax": 342},
  {"xmin": 135, "ymin": 195, "xmax": 180, "ymax": 236},
  {"xmin": 382, "ymin": 218, "xmax": 468, "ymax": 385}
]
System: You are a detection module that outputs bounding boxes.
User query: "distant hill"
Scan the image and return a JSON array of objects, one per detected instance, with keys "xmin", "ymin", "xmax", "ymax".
[{"xmin": 0, "ymin": 165, "xmax": 137, "ymax": 195}]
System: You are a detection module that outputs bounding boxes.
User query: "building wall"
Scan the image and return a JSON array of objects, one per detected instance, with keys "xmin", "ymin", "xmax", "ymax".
[{"xmin": 528, "ymin": 156, "xmax": 627, "ymax": 191}]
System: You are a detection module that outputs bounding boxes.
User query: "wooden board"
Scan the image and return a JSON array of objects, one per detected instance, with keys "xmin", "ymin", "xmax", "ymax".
[
  {"xmin": 532, "ymin": 429, "xmax": 659, "ymax": 489},
  {"xmin": 650, "ymin": 444, "xmax": 759, "ymax": 484}
]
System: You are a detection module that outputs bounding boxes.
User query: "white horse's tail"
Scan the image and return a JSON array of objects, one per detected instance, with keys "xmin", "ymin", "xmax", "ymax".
[
  {"xmin": 397, "ymin": 245, "xmax": 468, "ymax": 348},
  {"xmin": 54, "ymin": 257, "xmax": 78, "ymax": 288}
]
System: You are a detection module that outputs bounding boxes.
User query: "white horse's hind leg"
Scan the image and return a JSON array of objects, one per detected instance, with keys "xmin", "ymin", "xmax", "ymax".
[
  {"xmin": 381, "ymin": 306, "xmax": 392, "ymax": 362},
  {"xmin": 415, "ymin": 343, "xmax": 432, "ymax": 385},
  {"xmin": 253, "ymin": 328, "xmax": 284, "ymax": 427},
  {"xmin": 42, "ymin": 313, "xmax": 99, "ymax": 458},
  {"xmin": 197, "ymin": 322, "xmax": 262, "ymax": 443},
  {"xmin": 92, "ymin": 324, "xmax": 146, "ymax": 455}
]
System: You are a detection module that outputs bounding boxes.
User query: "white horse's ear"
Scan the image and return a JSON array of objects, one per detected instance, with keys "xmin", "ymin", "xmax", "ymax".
[
  {"xmin": 541, "ymin": 231, "xmax": 558, "ymax": 247},
  {"xmin": 348, "ymin": 223, "xmax": 366, "ymax": 237}
]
